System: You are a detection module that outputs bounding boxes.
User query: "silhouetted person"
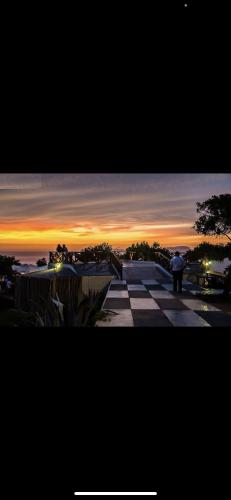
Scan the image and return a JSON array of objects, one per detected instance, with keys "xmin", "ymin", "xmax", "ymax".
[{"xmin": 170, "ymin": 251, "xmax": 186, "ymax": 293}]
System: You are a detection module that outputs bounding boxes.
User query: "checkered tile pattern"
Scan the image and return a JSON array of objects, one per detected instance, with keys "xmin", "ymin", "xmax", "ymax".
[{"xmin": 96, "ymin": 279, "xmax": 231, "ymax": 327}]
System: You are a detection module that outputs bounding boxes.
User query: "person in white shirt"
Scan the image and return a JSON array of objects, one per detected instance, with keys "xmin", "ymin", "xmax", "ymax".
[{"xmin": 170, "ymin": 251, "xmax": 186, "ymax": 292}]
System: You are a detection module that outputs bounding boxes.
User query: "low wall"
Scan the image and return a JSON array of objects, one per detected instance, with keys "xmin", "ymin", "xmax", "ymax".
[
  {"xmin": 14, "ymin": 274, "xmax": 83, "ymax": 313},
  {"xmin": 81, "ymin": 275, "xmax": 115, "ymax": 296},
  {"xmin": 15, "ymin": 273, "xmax": 115, "ymax": 310}
]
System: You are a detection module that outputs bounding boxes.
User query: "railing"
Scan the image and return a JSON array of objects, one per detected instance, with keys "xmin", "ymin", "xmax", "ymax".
[
  {"xmin": 49, "ymin": 250, "xmax": 112, "ymax": 265},
  {"xmin": 109, "ymin": 252, "xmax": 123, "ymax": 279},
  {"xmin": 152, "ymin": 251, "xmax": 171, "ymax": 271},
  {"xmin": 49, "ymin": 251, "xmax": 81, "ymax": 264}
]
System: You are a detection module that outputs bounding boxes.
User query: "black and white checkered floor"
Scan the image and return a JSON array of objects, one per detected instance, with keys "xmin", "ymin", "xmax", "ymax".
[{"xmin": 96, "ymin": 279, "xmax": 231, "ymax": 327}]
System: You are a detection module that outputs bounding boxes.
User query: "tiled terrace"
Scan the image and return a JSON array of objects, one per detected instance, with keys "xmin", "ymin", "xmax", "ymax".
[{"xmin": 96, "ymin": 262, "xmax": 231, "ymax": 327}]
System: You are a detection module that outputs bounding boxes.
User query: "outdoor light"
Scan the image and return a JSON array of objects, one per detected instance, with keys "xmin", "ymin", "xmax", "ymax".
[{"xmin": 55, "ymin": 263, "xmax": 62, "ymax": 270}]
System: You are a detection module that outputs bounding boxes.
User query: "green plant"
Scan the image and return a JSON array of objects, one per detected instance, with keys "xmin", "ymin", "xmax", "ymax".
[
  {"xmin": 93, "ymin": 310, "xmax": 108, "ymax": 322},
  {"xmin": 74, "ymin": 284, "xmax": 109, "ymax": 327},
  {"xmin": 0, "ymin": 308, "xmax": 44, "ymax": 327},
  {"xmin": 29, "ymin": 295, "xmax": 63, "ymax": 326}
]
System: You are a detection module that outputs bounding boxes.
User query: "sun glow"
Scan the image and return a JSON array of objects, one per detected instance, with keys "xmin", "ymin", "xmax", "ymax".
[
  {"xmin": 0, "ymin": 222, "xmax": 227, "ymax": 253},
  {"xmin": 0, "ymin": 173, "xmax": 230, "ymax": 255}
]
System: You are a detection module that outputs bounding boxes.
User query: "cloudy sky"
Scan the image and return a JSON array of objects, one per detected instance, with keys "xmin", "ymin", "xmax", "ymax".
[{"xmin": 0, "ymin": 173, "xmax": 230, "ymax": 255}]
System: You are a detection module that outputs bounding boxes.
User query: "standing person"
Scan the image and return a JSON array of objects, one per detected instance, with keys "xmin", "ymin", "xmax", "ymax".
[
  {"xmin": 170, "ymin": 251, "xmax": 186, "ymax": 293},
  {"xmin": 62, "ymin": 244, "xmax": 68, "ymax": 263}
]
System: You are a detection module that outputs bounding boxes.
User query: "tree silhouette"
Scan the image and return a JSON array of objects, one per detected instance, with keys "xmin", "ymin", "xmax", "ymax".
[
  {"xmin": 36, "ymin": 258, "xmax": 47, "ymax": 267},
  {"xmin": 124, "ymin": 241, "xmax": 171, "ymax": 261},
  {"xmin": 152, "ymin": 241, "xmax": 160, "ymax": 249},
  {"xmin": 80, "ymin": 243, "xmax": 112, "ymax": 263},
  {"xmin": 56, "ymin": 244, "xmax": 63, "ymax": 253},
  {"xmin": 0, "ymin": 255, "xmax": 21, "ymax": 277},
  {"xmin": 194, "ymin": 194, "xmax": 231, "ymax": 241},
  {"xmin": 184, "ymin": 242, "xmax": 228, "ymax": 262}
]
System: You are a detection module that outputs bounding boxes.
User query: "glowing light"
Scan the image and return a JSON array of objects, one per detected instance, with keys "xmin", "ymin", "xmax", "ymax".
[{"xmin": 55, "ymin": 263, "xmax": 62, "ymax": 270}]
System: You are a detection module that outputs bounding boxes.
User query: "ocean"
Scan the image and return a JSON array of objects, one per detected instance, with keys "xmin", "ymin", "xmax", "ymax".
[{"xmin": 3, "ymin": 251, "xmax": 50, "ymax": 265}]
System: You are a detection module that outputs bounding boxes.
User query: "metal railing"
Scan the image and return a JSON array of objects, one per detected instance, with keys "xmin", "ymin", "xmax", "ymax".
[
  {"xmin": 152, "ymin": 251, "xmax": 171, "ymax": 271},
  {"xmin": 109, "ymin": 252, "xmax": 123, "ymax": 279},
  {"xmin": 49, "ymin": 251, "xmax": 81, "ymax": 264}
]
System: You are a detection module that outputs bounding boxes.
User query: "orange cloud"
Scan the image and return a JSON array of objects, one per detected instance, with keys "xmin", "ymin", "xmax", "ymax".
[
  {"xmin": 1, "ymin": 173, "xmax": 230, "ymax": 255},
  {"xmin": 0, "ymin": 221, "xmax": 228, "ymax": 253}
]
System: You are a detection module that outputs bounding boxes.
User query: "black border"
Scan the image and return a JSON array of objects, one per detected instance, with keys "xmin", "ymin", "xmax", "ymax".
[{"xmin": 1, "ymin": 1, "xmax": 230, "ymax": 497}]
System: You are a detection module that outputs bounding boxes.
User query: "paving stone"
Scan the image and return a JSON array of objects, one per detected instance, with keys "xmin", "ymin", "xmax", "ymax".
[
  {"xmin": 157, "ymin": 279, "xmax": 173, "ymax": 284},
  {"xmin": 155, "ymin": 298, "xmax": 189, "ymax": 310},
  {"xmin": 132, "ymin": 309, "xmax": 173, "ymax": 327},
  {"xmin": 211, "ymin": 302, "xmax": 231, "ymax": 313},
  {"xmin": 110, "ymin": 284, "xmax": 128, "ymax": 290},
  {"xmin": 110, "ymin": 280, "xmax": 127, "ymax": 285},
  {"xmin": 107, "ymin": 290, "xmax": 129, "ymax": 298},
  {"xmin": 180, "ymin": 299, "xmax": 221, "ymax": 312},
  {"xmin": 126, "ymin": 280, "xmax": 143, "ymax": 285},
  {"xmin": 169, "ymin": 290, "xmax": 191, "ymax": 297},
  {"xmin": 128, "ymin": 290, "xmax": 152, "ymax": 298},
  {"xmin": 145, "ymin": 284, "xmax": 166, "ymax": 290},
  {"xmin": 127, "ymin": 284, "xmax": 146, "ymax": 291},
  {"xmin": 149, "ymin": 290, "xmax": 175, "ymax": 299},
  {"xmin": 97, "ymin": 268, "xmax": 226, "ymax": 328},
  {"xmin": 130, "ymin": 298, "xmax": 160, "ymax": 309},
  {"xmin": 162, "ymin": 283, "xmax": 175, "ymax": 291},
  {"xmin": 195, "ymin": 311, "xmax": 231, "ymax": 327},
  {"xmin": 141, "ymin": 280, "xmax": 159, "ymax": 285},
  {"xmin": 96, "ymin": 309, "xmax": 134, "ymax": 327},
  {"xmin": 103, "ymin": 298, "xmax": 131, "ymax": 309},
  {"xmin": 163, "ymin": 309, "xmax": 211, "ymax": 327},
  {"xmin": 162, "ymin": 283, "xmax": 194, "ymax": 294}
]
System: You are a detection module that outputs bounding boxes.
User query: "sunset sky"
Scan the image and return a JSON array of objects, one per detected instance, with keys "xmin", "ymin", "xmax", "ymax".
[{"xmin": 0, "ymin": 173, "xmax": 230, "ymax": 259}]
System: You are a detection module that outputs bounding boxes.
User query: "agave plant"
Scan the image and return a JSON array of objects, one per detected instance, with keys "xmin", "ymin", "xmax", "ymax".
[
  {"xmin": 74, "ymin": 290, "xmax": 98, "ymax": 327},
  {"xmin": 74, "ymin": 284, "xmax": 109, "ymax": 327},
  {"xmin": 29, "ymin": 295, "xmax": 63, "ymax": 327}
]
